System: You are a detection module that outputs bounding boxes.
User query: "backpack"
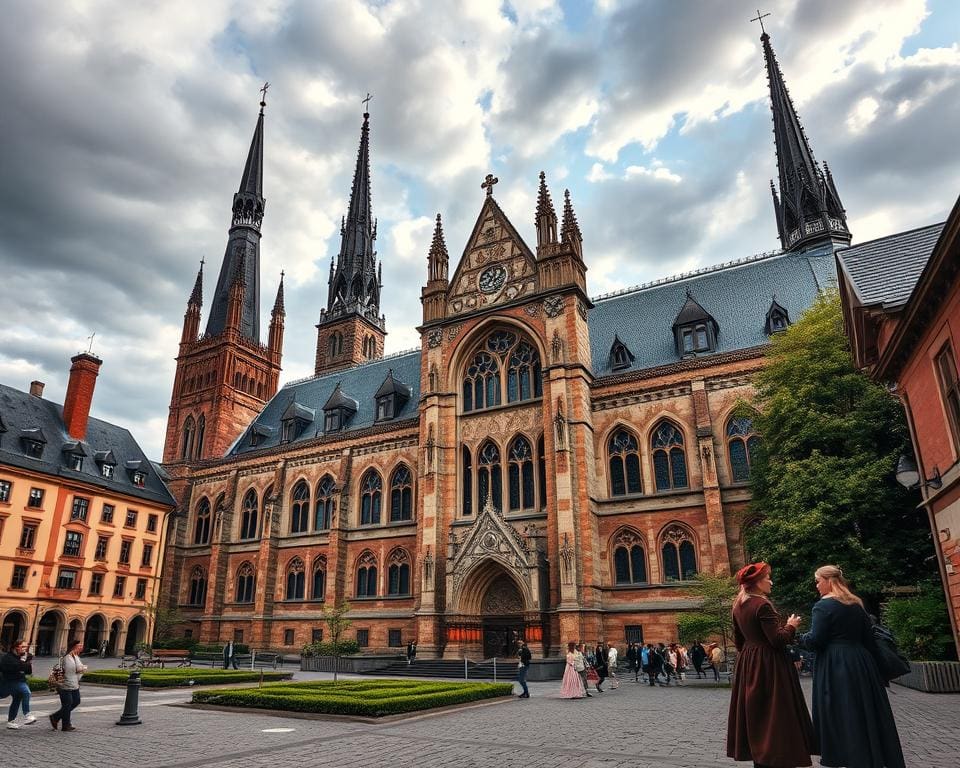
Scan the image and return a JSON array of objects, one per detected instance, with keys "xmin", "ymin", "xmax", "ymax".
[{"xmin": 871, "ymin": 624, "xmax": 911, "ymax": 682}]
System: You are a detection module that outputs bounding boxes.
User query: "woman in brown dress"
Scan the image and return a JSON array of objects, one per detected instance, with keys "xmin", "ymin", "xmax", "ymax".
[{"xmin": 726, "ymin": 562, "xmax": 814, "ymax": 768}]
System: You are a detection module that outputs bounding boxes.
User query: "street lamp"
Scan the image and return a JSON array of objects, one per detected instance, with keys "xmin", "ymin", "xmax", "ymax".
[{"xmin": 895, "ymin": 455, "xmax": 942, "ymax": 491}]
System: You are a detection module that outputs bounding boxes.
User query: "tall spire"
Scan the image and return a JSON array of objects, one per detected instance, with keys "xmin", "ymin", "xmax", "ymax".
[
  {"xmin": 535, "ymin": 171, "xmax": 558, "ymax": 248},
  {"xmin": 205, "ymin": 93, "xmax": 267, "ymax": 341},
  {"xmin": 188, "ymin": 260, "xmax": 203, "ymax": 307},
  {"xmin": 760, "ymin": 30, "xmax": 849, "ymax": 252},
  {"xmin": 319, "ymin": 104, "xmax": 384, "ymax": 333},
  {"xmin": 427, "ymin": 213, "xmax": 449, "ymax": 283},
  {"xmin": 272, "ymin": 271, "xmax": 285, "ymax": 315}
]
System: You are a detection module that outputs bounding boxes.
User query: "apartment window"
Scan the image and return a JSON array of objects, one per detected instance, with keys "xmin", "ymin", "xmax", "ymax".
[
  {"xmin": 141, "ymin": 543, "xmax": 153, "ymax": 567},
  {"xmin": 135, "ymin": 578, "xmax": 147, "ymax": 600},
  {"xmin": 119, "ymin": 540, "xmax": 132, "ymax": 565},
  {"xmin": 284, "ymin": 629, "xmax": 295, "ymax": 646},
  {"xmin": 936, "ymin": 344, "xmax": 960, "ymax": 451},
  {"xmin": 19, "ymin": 524, "xmax": 37, "ymax": 550},
  {"xmin": 311, "ymin": 629, "xmax": 323, "ymax": 643},
  {"xmin": 11, "ymin": 565, "xmax": 28, "ymax": 589},
  {"xmin": 89, "ymin": 572, "xmax": 103, "ymax": 596},
  {"xmin": 63, "ymin": 531, "xmax": 83, "ymax": 557},
  {"xmin": 56, "ymin": 568, "xmax": 78, "ymax": 589},
  {"xmin": 0, "ymin": 480, "xmax": 11, "ymax": 503},
  {"xmin": 147, "ymin": 514, "xmax": 158, "ymax": 533},
  {"xmin": 113, "ymin": 575, "xmax": 126, "ymax": 598},
  {"xmin": 69, "ymin": 454, "xmax": 83, "ymax": 471},
  {"xmin": 356, "ymin": 629, "xmax": 369, "ymax": 648},
  {"xmin": 132, "ymin": 471, "xmax": 146, "ymax": 487},
  {"xmin": 94, "ymin": 536, "xmax": 109, "ymax": 560},
  {"xmin": 233, "ymin": 629, "xmax": 244, "ymax": 643},
  {"xmin": 388, "ymin": 629, "xmax": 402, "ymax": 648},
  {"xmin": 125, "ymin": 509, "xmax": 138, "ymax": 528},
  {"xmin": 101, "ymin": 504, "xmax": 115, "ymax": 524},
  {"xmin": 101, "ymin": 463, "xmax": 114, "ymax": 479},
  {"xmin": 28, "ymin": 488, "xmax": 44, "ymax": 508},
  {"xmin": 71, "ymin": 496, "xmax": 89, "ymax": 522}
]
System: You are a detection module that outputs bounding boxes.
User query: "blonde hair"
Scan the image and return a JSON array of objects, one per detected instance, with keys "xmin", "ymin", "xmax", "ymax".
[{"xmin": 815, "ymin": 564, "xmax": 863, "ymax": 607}]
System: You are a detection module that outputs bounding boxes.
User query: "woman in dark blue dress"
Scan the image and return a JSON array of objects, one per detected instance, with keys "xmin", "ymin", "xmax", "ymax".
[{"xmin": 799, "ymin": 565, "xmax": 905, "ymax": 768}]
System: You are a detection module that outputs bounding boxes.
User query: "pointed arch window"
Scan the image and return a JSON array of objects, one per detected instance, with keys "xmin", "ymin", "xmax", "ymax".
[
  {"xmin": 652, "ymin": 421, "xmax": 688, "ymax": 491},
  {"xmin": 328, "ymin": 332, "xmax": 343, "ymax": 357},
  {"xmin": 508, "ymin": 436, "xmax": 535, "ymax": 511},
  {"xmin": 727, "ymin": 416, "xmax": 761, "ymax": 483},
  {"xmin": 285, "ymin": 557, "xmax": 305, "ymax": 601},
  {"xmin": 608, "ymin": 429, "xmax": 642, "ymax": 496},
  {"xmin": 235, "ymin": 562, "xmax": 255, "ymax": 603},
  {"xmin": 315, "ymin": 475, "xmax": 335, "ymax": 530},
  {"xmin": 356, "ymin": 551, "xmax": 378, "ymax": 598},
  {"xmin": 239, "ymin": 489, "xmax": 260, "ymax": 540},
  {"xmin": 462, "ymin": 445, "xmax": 473, "ymax": 516},
  {"xmin": 389, "ymin": 465, "xmax": 413, "ymax": 522},
  {"xmin": 359, "ymin": 470, "xmax": 382, "ymax": 525},
  {"xmin": 507, "ymin": 342, "xmax": 542, "ymax": 403},
  {"xmin": 290, "ymin": 480, "xmax": 310, "ymax": 533},
  {"xmin": 537, "ymin": 435, "xmax": 547, "ymax": 510},
  {"xmin": 311, "ymin": 556, "xmax": 327, "ymax": 601},
  {"xmin": 462, "ymin": 330, "xmax": 542, "ymax": 413},
  {"xmin": 387, "ymin": 549, "xmax": 411, "ymax": 596},
  {"xmin": 188, "ymin": 566, "xmax": 207, "ymax": 607},
  {"xmin": 477, "ymin": 440, "xmax": 502, "ymax": 512},
  {"xmin": 195, "ymin": 415, "xmax": 205, "ymax": 458},
  {"xmin": 612, "ymin": 530, "xmax": 647, "ymax": 585},
  {"xmin": 660, "ymin": 526, "xmax": 697, "ymax": 582},
  {"xmin": 181, "ymin": 417, "xmax": 195, "ymax": 460},
  {"xmin": 463, "ymin": 352, "xmax": 500, "ymax": 412},
  {"xmin": 193, "ymin": 498, "xmax": 211, "ymax": 545}
]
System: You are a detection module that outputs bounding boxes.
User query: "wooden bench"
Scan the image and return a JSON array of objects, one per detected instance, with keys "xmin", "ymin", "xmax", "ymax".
[{"xmin": 148, "ymin": 649, "xmax": 192, "ymax": 668}]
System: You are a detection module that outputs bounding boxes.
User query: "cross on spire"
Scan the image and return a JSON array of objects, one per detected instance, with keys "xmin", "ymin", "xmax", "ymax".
[
  {"xmin": 362, "ymin": 92, "xmax": 372, "ymax": 115},
  {"xmin": 260, "ymin": 81, "xmax": 270, "ymax": 103},
  {"xmin": 750, "ymin": 8, "xmax": 771, "ymax": 35},
  {"xmin": 481, "ymin": 173, "xmax": 499, "ymax": 197}
]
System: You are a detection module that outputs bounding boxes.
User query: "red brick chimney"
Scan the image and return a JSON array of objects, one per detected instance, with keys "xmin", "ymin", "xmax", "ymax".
[
  {"xmin": 29, "ymin": 381, "xmax": 45, "ymax": 397},
  {"xmin": 62, "ymin": 353, "xmax": 102, "ymax": 441}
]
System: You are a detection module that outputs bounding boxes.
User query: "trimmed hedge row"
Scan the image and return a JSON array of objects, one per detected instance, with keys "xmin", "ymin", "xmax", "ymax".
[
  {"xmin": 82, "ymin": 669, "xmax": 292, "ymax": 687},
  {"xmin": 27, "ymin": 677, "xmax": 50, "ymax": 692},
  {"xmin": 192, "ymin": 680, "xmax": 513, "ymax": 717}
]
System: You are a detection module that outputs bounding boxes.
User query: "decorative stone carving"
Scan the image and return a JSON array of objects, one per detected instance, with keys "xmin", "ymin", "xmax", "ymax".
[
  {"xmin": 428, "ymin": 363, "xmax": 439, "ymax": 392},
  {"xmin": 577, "ymin": 299, "xmax": 588, "ymax": 321},
  {"xmin": 481, "ymin": 575, "xmax": 524, "ymax": 614},
  {"xmin": 427, "ymin": 329, "xmax": 443, "ymax": 348},
  {"xmin": 553, "ymin": 397, "xmax": 567, "ymax": 450},
  {"xmin": 551, "ymin": 330, "xmax": 563, "ymax": 362},
  {"xmin": 460, "ymin": 404, "xmax": 542, "ymax": 443},
  {"xmin": 425, "ymin": 426, "xmax": 435, "ymax": 471},
  {"xmin": 662, "ymin": 525, "xmax": 693, "ymax": 546},
  {"xmin": 447, "ymin": 323, "xmax": 463, "ymax": 340},
  {"xmin": 701, "ymin": 443, "xmax": 712, "ymax": 467},
  {"xmin": 559, "ymin": 532, "xmax": 575, "ymax": 585},
  {"xmin": 423, "ymin": 546, "xmax": 434, "ymax": 589},
  {"xmin": 614, "ymin": 528, "xmax": 642, "ymax": 548},
  {"xmin": 543, "ymin": 295, "xmax": 565, "ymax": 317},
  {"xmin": 523, "ymin": 303, "xmax": 540, "ymax": 317}
]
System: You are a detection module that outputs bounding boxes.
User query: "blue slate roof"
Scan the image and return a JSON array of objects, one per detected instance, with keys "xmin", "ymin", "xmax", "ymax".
[
  {"xmin": 0, "ymin": 383, "xmax": 176, "ymax": 507},
  {"xmin": 230, "ymin": 247, "xmax": 838, "ymax": 455},
  {"xmin": 836, "ymin": 223, "xmax": 944, "ymax": 308}
]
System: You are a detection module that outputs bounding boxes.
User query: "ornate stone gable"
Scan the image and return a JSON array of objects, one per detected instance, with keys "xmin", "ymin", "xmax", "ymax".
[{"xmin": 447, "ymin": 197, "xmax": 537, "ymax": 317}]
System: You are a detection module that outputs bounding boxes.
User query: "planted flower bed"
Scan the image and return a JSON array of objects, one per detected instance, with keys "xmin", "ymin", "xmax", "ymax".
[
  {"xmin": 191, "ymin": 679, "xmax": 513, "ymax": 717},
  {"xmin": 82, "ymin": 669, "xmax": 292, "ymax": 687}
]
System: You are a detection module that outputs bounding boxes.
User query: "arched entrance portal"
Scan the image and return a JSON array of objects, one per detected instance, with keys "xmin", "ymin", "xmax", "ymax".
[
  {"xmin": 108, "ymin": 620, "xmax": 122, "ymax": 656},
  {"xmin": 480, "ymin": 573, "xmax": 525, "ymax": 659},
  {"xmin": 84, "ymin": 615, "xmax": 105, "ymax": 653},
  {"xmin": 36, "ymin": 612, "xmax": 62, "ymax": 656},
  {"xmin": 125, "ymin": 616, "xmax": 147, "ymax": 655},
  {"xmin": 1, "ymin": 611, "xmax": 26, "ymax": 650}
]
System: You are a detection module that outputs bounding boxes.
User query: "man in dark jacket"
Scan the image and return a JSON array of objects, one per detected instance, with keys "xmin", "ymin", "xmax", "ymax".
[
  {"xmin": 1, "ymin": 640, "xmax": 36, "ymax": 728},
  {"xmin": 690, "ymin": 640, "xmax": 707, "ymax": 679},
  {"xmin": 516, "ymin": 640, "xmax": 532, "ymax": 698},
  {"xmin": 223, "ymin": 640, "xmax": 238, "ymax": 670}
]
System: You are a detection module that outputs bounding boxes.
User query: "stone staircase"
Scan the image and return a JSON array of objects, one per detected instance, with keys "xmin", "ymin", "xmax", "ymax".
[{"xmin": 358, "ymin": 658, "xmax": 519, "ymax": 681}]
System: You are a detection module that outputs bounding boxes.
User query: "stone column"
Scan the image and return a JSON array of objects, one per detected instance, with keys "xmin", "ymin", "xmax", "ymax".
[{"xmin": 691, "ymin": 379, "xmax": 730, "ymax": 574}]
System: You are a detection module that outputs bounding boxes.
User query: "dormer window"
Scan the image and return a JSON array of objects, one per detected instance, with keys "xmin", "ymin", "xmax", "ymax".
[
  {"xmin": 25, "ymin": 441, "xmax": 43, "ymax": 458},
  {"xmin": 102, "ymin": 464, "xmax": 114, "ymax": 479},
  {"xmin": 374, "ymin": 369, "xmax": 412, "ymax": 423},
  {"xmin": 324, "ymin": 410, "xmax": 343, "ymax": 433},
  {"xmin": 376, "ymin": 397, "xmax": 395, "ymax": 421},
  {"xmin": 70, "ymin": 454, "xmax": 83, "ymax": 471},
  {"xmin": 322, "ymin": 384, "xmax": 358, "ymax": 434},
  {"xmin": 672, "ymin": 292, "xmax": 719, "ymax": 357},
  {"xmin": 681, "ymin": 324, "xmax": 710, "ymax": 353},
  {"xmin": 609, "ymin": 335, "xmax": 635, "ymax": 372},
  {"xmin": 20, "ymin": 428, "xmax": 46, "ymax": 458},
  {"xmin": 280, "ymin": 400, "xmax": 316, "ymax": 444},
  {"xmin": 124, "ymin": 460, "xmax": 147, "ymax": 487},
  {"xmin": 63, "ymin": 441, "xmax": 87, "ymax": 472},
  {"xmin": 133, "ymin": 471, "xmax": 146, "ymax": 487},
  {"xmin": 765, "ymin": 298, "xmax": 791, "ymax": 335},
  {"xmin": 282, "ymin": 420, "xmax": 296, "ymax": 442},
  {"xmin": 95, "ymin": 450, "xmax": 116, "ymax": 479}
]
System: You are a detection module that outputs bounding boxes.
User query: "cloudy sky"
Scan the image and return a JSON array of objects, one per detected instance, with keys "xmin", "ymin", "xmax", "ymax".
[{"xmin": 1, "ymin": 0, "xmax": 958, "ymax": 460}]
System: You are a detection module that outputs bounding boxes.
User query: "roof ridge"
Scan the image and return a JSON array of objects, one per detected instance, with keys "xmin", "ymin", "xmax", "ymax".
[
  {"xmin": 282, "ymin": 347, "xmax": 420, "ymax": 389},
  {"xmin": 591, "ymin": 249, "xmax": 785, "ymax": 303},
  {"xmin": 836, "ymin": 221, "xmax": 946, "ymax": 253}
]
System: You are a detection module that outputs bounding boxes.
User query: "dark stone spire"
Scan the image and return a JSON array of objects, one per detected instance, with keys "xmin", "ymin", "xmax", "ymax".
[
  {"xmin": 535, "ymin": 171, "xmax": 558, "ymax": 248},
  {"xmin": 205, "ymin": 94, "xmax": 267, "ymax": 341},
  {"xmin": 319, "ymin": 108, "xmax": 385, "ymax": 332},
  {"xmin": 272, "ymin": 271, "xmax": 285, "ymax": 314},
  {"xmin": 561, "ymin": 189, "xmax": 583, "ymax": 259},
  {"xmin": 761, "ymin": 31, "xmax": 850, "ymax": 252},
  {"xmin": 427, "ymin": 213, "xmax": 449, "ymax": 283},
  {"xmin": 188, "ymin": 260, "xmax": 203, "ymax": 307}
]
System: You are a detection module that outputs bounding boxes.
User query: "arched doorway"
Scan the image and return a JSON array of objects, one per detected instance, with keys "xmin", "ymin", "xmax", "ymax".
[
  {"xmin": 108, "ymin": 620, "xmax": 122, "ymax": 656},
  {"xmin": 1, "ymin": 610, "xmax": 26, "ymax": 651},
  {"xmin": 36, "ymin": 611, "xmax": 62, "ymax": 656},
  {"xmin": 67, "ymin": 618, "xmax": 83, "ymax": 648},
  {"xmin": 84, "ymin": 614, "xmax": 105, "ymax": 653},
  {"xmin": 480, "ymin": 573, "xmax": 526, "ymax": 658},
  {"xmin": 125, "ymin": 616, "xmax": 147, "ymax": 655}
]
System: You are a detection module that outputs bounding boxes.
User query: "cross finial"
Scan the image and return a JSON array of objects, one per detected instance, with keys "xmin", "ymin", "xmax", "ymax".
[
  {"xmin": 750, "ymin": 9, "xmax": 771, "ymax": 35},
  {"xmin": 481, "ymin": 173, "xmax": 499, "ymax": 197},
  {"xmin": 362, "ymin": 92, "xmax": 372, "ymax": 116},
  {"xmin": 199, "ymin": 256, "xmax": 205, "ymax": 268},
  {"xmin": 259, "ymin": 81, "xmax": 270, "ymax": 111},
  {"xmin": 86, "ymin": 332, "xmax": 96, "ymax": 354}
]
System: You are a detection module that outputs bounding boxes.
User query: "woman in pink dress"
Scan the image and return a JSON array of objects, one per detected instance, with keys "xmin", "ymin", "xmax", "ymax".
[{"xmin": 560, "ymin": 641, "xmax": 586, "ymax": 698}]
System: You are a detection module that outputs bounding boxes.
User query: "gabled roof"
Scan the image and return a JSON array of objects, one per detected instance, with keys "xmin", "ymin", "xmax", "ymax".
[
  {"xmin": 323, "ymin": 384, "xmax": 359, "ymax": 413},
  {"xmin": 62, "ymin": 440, "xmax": 87, "ymax": 456},
  {"xmin": 836, "ymin": 223, "xmax": 944, "ymax": 309},
  {"xmin": 94, "ymin": 449, "xmax": 116, "ymax": 465},
  {"xmin": 281, "ymin": 400, "xmax": 316, "ymax": 422},
  {"xmin": 0, "ymin": 383, "xmax": 175, "ymax": 507},
  {"xmin": 672, "ymin": 292, "xmax": 717, "ymax": 330},
  {"xmin": 374, "ymin": 369, "xmax": 413, "ymax": 400}
]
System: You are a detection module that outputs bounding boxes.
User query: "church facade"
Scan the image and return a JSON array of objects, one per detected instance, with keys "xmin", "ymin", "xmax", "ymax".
[{"xmin": 160, "ymin": 32, "xmax": 851, "ymax": 657}]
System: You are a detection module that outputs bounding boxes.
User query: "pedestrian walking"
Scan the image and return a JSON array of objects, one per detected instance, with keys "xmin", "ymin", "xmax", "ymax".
[
  {"xmin": 98, "ymin": 639, "xmax": 107, "ymax": 659},
  {"xmin": 50, "ymin": 639, "xmax": 87, "ymax": 732},
  {"xmin": 726, "ymin": 562, "xmax": 813, "ymax": 768},
  {"xmin": 574, "ymin": 643, "xmax": 592, "ymax": 697},
  {"xmin": 560, "ymin": 642, "xmax": 586, "ymax": 699},
  {"xmin": 690, "ymin": 640, "xmax": 706, "ymax": 679},
  {"xmin": 1, "ymin": 640, "xmax": 36, "ymax": 728},
  {"xmin": 607, "ymin": 643, "xmax": 620, "ymax": 688},
  {"xmin": 406, "ymin": 640, "xmax": 415, "ymax": 666},
  {"xmin": 516, "ymin": 639, "xmax": 532, "ymax": 698},
  {"xmin": 223, "ymin": 639, "xmax": 238, "ymax": 669},
  {"xmin": 593, "ymin": 643, "xmax": 608, "ymax": 693},
  {"xmin": 648, "ymin": 643, "xmax": 664, "ymax": 686},
  {"xmin": 707, "ymin": 642, "xmax": 723, "ymax": 682},
  {"xmin": 799, "ymin": 565, "xmax": 905, "ymax": 768},
  {"xmin": 625, "ymin": 642, "xmax": 639, "ymax": 682}
]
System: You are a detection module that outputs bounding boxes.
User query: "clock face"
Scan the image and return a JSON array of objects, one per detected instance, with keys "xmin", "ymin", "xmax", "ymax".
[{"xmin": 479, "ymin": 265, "xmax": 507, "ymax": 294}]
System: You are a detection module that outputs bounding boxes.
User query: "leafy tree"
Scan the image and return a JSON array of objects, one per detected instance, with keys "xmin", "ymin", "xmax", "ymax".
[
  {"xmin": 677, "ymin": 572, "xmax": 738, "ymax": 654},
  {"xmin": 322, "ymin": 601, "xmax": 353, "ymax": 682},
  {"xmin": 746, "ymin": 290, "xmax": 934, "ymax": 615},
  {"xmin": 146, "ymin": 597, "xmax": 184, "ymax": 642},
  {"xmin": 882, "ymin": 584, "xmax": 956, "ymax": 661}
]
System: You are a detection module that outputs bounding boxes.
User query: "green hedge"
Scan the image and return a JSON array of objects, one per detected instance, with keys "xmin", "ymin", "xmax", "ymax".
[
  {"xmin": 151, "ymin": 637, "xmax": 199, "ymax": 651},
  {"xmin": 82, "ymin": 669, "xmax": 291, "ymax": 687},
  {"xmin": 192, "ymin": 679, "xmax": 513, "ymax": 717},
  {"xmin": 28, "ymin": 677, "xmax": 50, "ymax": 692},
  {"xmin": 301, "ymin": 640, "xmax": 360, "ymax": 657},
  {"xmin": 191, "ymin": 643, "xmax": 250, "ymax": 656}
]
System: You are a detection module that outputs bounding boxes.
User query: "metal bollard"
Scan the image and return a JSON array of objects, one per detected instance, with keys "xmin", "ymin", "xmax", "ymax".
[
  {"xmin": 116, "ymin": 671, "xmax": 143, "ymax": 726},
  {"xmin": 493, "ymin": 657, "xmax": 497, "ymax": 682},
  {"xmin": 464, "ymin": 657, "xmax": 468, "ymax": 680}
]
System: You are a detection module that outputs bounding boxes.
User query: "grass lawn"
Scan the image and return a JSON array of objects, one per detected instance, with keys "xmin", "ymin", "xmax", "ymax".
[
  {"xmin": 191, "ymin": 679, "xmax": 514, "ymax": 717},
  {"xmin": 80, "ymin": 669, "xmax": 292, "ymax": 687}
]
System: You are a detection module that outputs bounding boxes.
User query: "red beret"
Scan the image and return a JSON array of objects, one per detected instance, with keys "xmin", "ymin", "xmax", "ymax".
[{"xmin": 736, "ymin": 562, "xmax": 769, "ymax": 586}]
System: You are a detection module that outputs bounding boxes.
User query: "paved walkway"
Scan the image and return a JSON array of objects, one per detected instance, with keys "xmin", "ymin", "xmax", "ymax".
[{"xmin": 3, "ymin": 669, "xmax": 958, "ymax": 767}]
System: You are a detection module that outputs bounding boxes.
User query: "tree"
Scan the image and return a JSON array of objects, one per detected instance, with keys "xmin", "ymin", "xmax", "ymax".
[
  {"xmin": 323, "ymin": 601, "xmax": 353, "ymax": 682},
  {"xmin": 146, "ymin": 597, "xmax": 183, "ymax": 643},
  {"xmin": 677, "ymin": 572, "xmax": 738, "ymax": 654},
  {"xmin": 746, "ymin": 290, "xmax": 934, "ymax": 615}
]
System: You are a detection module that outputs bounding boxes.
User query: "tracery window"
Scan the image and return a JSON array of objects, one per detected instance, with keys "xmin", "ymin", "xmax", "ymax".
[
  {"xmin": 188, "ymin": 566, "xmax": 207, "ymax": 606},
  {"xmin": 462, "ymin": 330, "xmax": 541, "ymax": 412},
  {"xmin": 311, "ymin": 556, "xmax": 327, "ymax": 600},
  {"xmin": 193, "ymin": 498, "xmax": 211, "ymax": 545},
  {"xmin": 389, "ymin": 465, "xmax": 413, "ymax": 522},
  {"xmin": 290, "ymin": 480, "xmax": 310, "ymax": 533},
  {"xmin": 355, "ymin": 551, "xmax": 378, "ymax": 598},
  {"xmin": 285, "ymin": 557, "xmax": 305, "ymax": 600},
  {"xmin": 195, "ymin": 415, "xmax": 205, "ymax": 457},
  {"xmin": 727, "ymin": 416, "xmax": 761, "ymax": 483},
  {"xmin": 537, "ymin": 435, "xmax": 547, "ymax": 509},
  {"xmin": 651, "ymin": 421, "xmax": 688, "ymax": 491},
  {"xmin": 608, "ymin": 428, "xmax": 642, "ymax": 496},
  {"xmin": 612, "ymin": 530, "xmax": 647, "ymax": 585},
  {"xmin": 387, "ymin": 549, "xmax": 411, "ymax": 596},
  {"xmin": 181, "ymin": 416, "xmax": 195, "ymax": 460},
  {"xmin": 508, "ymin": 436, "xmax": 535, "ymax": 511},
  {"xmin": 359, "ymin": 470, "xmax": 382, "ymax": 525},
  {"xmin": 660, "ymin": 526, "xmax": 698, "ymax": 582},
  {"xmin": 314, "ymin": 475, "xmax": 335, "ymax": 530},
  {"xmin": 462, "ymin": 446, "xmax": 473, "ymax": 516},
  {"xmin": 239, "ymin": 489, "xmax": 259, "ymax": 540},
  {"xmin": 477, "ymin": 440, "xmax": 502, "ymax": 512},
  {"xmin": 235, "ymin": 562, "xmax": 255, "ymax": 603}
]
